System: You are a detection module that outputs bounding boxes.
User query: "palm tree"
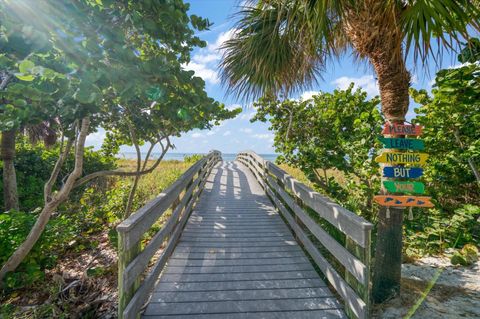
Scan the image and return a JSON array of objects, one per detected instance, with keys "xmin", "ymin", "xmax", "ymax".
[{"xmin": 220, "ymin": 0, "xmax": 480, "ymax": 302}]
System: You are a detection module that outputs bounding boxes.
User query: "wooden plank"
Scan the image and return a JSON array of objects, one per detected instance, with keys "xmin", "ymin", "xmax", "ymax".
[
  {"xmin": 173, "ymin": 246, "xmax": 303, "ymax": 253},
  {"xmin": 163, "ymin": 263, "xmax": 315, "ymax": 275},
  {"xmin": 170, "ymin": 251, "xmax": 306, "ymax": 260},
  {"xmin": 158, "ymin": 271, "xmax": 320, "ymax": 283},
  {"xmin": 143, "ymin": 297, "xmax": 343, "ymax": 315},
  {"xmin": 378, "ymin": 137, "xmax": 424, "ymax": 150},
  {"xmin": 383, "ymin": 166, "xmax": 423, "ymax": 178},
  {"xmin": 267, "ymin": 175, "xmax": 367, "ymax": 285},
  {"xmin": 382, "ymin": 122, "xmax": 423, "ymax": 136},
  {"xmin": 266, "ymin": 187, "xmax": 367, "ymax": 319},
  {"xmin": 373, "ymin": 195, "xmax": 434, "ymax": 207},
  {"xmin": 167, "ymin": 256, "xmax": 310, "ymax": 266},
  {"xmin": 154, "ymin": 278, "xmax": 327, "ymax": 292},
  {"xmin": 266, "ymin": 162, "xmax": 372, "ymax": 247},
  {"xmin": 142, "ymin": 309, "xmax": 346, "ymax": 319},
  {"xmin": 383, "ymin": 181, "xmax": 425, "ymax": 194},
  {"xmin": 374, "ymin": 151, "xmax": 428, "ymax": 165},
  {"xmin": 150, "ymin": 287, "xmax": 333, "ymax": 303},
  {"xmin": 179, "ymin": 237, "xmax": 292, "ymax": 243}
]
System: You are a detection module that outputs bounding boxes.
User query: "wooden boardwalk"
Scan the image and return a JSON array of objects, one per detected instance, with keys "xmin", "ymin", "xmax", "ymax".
[{"xmin": 142, "ymin": 161, "xmax": 346, "ymax": 318}]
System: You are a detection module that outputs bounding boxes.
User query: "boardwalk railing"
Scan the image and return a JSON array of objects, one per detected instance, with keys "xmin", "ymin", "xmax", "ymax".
[
  {"xmin": 117, "ymin": 151, "xmax": 221, "ymax": 319},
  {"xmin": 237, "ymin": 151, "xmax": 373, "ymax": 319}
]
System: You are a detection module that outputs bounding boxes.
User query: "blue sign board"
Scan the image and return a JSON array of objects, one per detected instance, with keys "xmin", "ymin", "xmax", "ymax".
[{"xmin": 383, "ymin": 166, "xmax": 423, "ymax": 178}]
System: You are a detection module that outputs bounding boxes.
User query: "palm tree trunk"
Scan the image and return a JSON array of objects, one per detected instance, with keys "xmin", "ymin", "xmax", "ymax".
[
  {"xmin": 1, "ymin": 129, "xmax": 19, "ymax": 211},
  {"xmin": 342, "ymin": 0, "xmax": 413, "ymax": 303},
  {"xmin": 369, "ymin": 47, "xmax": 410, "ymax": 303}
]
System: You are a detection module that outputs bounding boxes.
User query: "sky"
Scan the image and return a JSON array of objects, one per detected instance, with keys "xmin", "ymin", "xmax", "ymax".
[{"xmin": 86, "ymin": 0, "xmax": 464, "ymax": 155}]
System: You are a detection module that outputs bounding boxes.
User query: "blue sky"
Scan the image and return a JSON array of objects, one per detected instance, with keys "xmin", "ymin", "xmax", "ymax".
[{"xmin": 86, "ymin": 0, "xmax": 463, "ymax": 155}]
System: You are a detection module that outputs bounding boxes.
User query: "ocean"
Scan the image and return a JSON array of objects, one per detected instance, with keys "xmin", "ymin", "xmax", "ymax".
[{"xmin": 118, "ymin": 152, "xmax": 278, "ymax": 163}]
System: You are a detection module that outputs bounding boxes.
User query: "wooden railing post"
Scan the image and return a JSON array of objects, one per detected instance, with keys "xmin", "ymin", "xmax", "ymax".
[{"xmin": 118, "ymin": 232, "xmax": 141, "ymax": 319}]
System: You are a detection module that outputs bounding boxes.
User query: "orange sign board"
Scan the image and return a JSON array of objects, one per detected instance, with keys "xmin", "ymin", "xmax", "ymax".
[
  {"xmin": 374, "ymin": 195, "xmax": 434, "ymax": 208},
  {"xmin": 382, "ymin": 123, "xmax": 423, "ymax": 136}
]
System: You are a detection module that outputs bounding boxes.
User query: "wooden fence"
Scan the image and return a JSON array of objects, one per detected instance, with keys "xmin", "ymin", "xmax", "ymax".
[
  {"xmin": 116, "ymin": 151, "xmax": 221, "ymax": 319},
  {"xmin": 237, "ymin": 151, "xmax": 373, "ymax": 319}
]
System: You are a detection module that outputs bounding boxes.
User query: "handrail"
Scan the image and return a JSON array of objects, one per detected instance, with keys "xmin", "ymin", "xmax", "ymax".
[
  {"xmin": 117, "ymin": 150, "xmax": 221, "ymax": 319},
  {"xmin": 237, "ymin": 151, "xmax": 373, "ymax": 319}
]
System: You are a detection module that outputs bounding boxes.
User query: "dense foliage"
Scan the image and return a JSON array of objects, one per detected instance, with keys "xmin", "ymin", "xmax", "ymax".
[
  {"xmin": 254, "ymin": 85, "xmax": 383, "ymax": 220},
  {"xmin": 405, "ymin": 48, "xmax": 480, "ymax": 257},
  {"xmin": 255, "ymin": 83, "xmax": 479, "ymax": 257},
  {"xmin": 0, "ymin": 0, "xmax": 238, "ymax": 291},
  {"xmin": 0, "ymin": 138, "xmax": 116, "ymax": 211},
  {"xmin": 0, "ymin": 143, "xmax": 191, "ymax": 291}
]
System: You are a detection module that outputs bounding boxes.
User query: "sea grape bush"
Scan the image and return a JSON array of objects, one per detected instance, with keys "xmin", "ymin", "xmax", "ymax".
[{"xmin": 254, "ymin": 82, "xmax": 479, "ymax": 257}]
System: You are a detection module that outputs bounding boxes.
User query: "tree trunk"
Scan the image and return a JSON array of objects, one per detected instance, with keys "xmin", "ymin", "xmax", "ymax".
[
  {"xmin": 369, "ymin": 48, "xmax": 410, "ymax": 303},
  {"xmin": 343, "ymin": 2, "xmax": 411, "ymax": 302},
  {"xmin": 1, "ymin": 129, "xmax": 19, "ymax": 211},
  {"xmin": 0, "ymin": 118, "xmax": 90, "ymax": 285}
]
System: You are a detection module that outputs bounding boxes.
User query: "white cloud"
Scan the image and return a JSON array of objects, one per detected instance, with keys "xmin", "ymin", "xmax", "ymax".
[
  {"xmin": 252, "ymin": 133, "xmax": 273, "ymax": 139},
  {"xmin": 191, "ymin": 132, "xmax": 203, "ymax": 138},
  {"xmin": 192, "ymin": 53, "xmax": 218, "ymax": 64},
  {"xmin": 331, "ymin": 75, "xmax": 379, "ymax": 97},
  {"xmin": 206, "ymin": 130, "xmax": 216, "ymax": 136},
  {"xmin": 184, "ymin": 28, "xmax": 238, "ymax": 85},
  {"xmin": 411, "ymin": 74, "xmax": 418, "ymax": 85},
  {"xmin": 226, "ymin": 104, "xmax": 242, "ymax": 111},
  {"xmin": 240, "ymin": 128, "xmax": 253, "ymax": 133},
  {"xmin": 300, "ymin": 91, "xmax": 319, "ymax": 101},
  {"xmin": 208, "ymin": 28, "xmax": 237, "ymax": 53},
  {"xmin": 240, "ymin": 110, "xmax": 257, "ymax": 120},
  {"xmin": 448, "ymin": 61, "xmax": 478, "ymax": 69},
  {"xmin": 223, "ymin": 130, "xmax": 231, "ymax": 136},
  {"xmin": 183, "ymin": 62, "xmax": 219, "ymax": 84},
  {"xmin": 85, "ymin": 129, "xmax": 106, "ymax": 149}
]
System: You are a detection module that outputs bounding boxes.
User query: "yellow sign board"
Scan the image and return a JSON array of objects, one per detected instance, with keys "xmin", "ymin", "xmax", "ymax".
[{"xmin": 375, "ymin": 151, "xmax": 428, "ymax": 165}]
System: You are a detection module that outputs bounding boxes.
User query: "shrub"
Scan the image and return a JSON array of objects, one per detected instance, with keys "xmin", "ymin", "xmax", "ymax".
[
  {"xmin": 183, "ymin": 153, "xmax": 203, "ymax": 163},
  {"xmin": 0, "ymin": 138, "xmax": 117, "ymax": 212}
]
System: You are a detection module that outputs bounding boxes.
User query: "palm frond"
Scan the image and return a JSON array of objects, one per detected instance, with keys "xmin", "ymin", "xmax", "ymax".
[
  {"xmin": 401, "ymin": 0, "xmax": 480, "ymax": 64},
  {"xmin": 220, "ymin": 2, "xmax": 332, "ymax": 100}
]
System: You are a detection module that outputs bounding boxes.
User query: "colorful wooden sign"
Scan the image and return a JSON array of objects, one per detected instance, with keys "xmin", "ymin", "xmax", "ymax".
[
  {"xmin": 383, "ymin": 166, "xmax": 423, "ymax": 178},
  {"xmin": 375, "ymin": 151, "xmax": 428, "ymax": 165},
  {"xmin": 382, "ymin": 123, "xmax": 423, "ymax": 136},
  {"xmin": 378, "ymin": 137, "xmax": 424, "ymax": 150},
  {"xmin": 374, "ymin": 195, "xmax": 434, "ymax": 207},
  {"xmin": 383, "ymin": 181, "xmax": 425, "ymax": 194}
]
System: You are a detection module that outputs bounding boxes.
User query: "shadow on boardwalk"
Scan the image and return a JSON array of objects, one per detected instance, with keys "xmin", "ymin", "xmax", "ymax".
[{"xmin": 141, "ymin": 161, "xmax": 347, "ymax": 318}]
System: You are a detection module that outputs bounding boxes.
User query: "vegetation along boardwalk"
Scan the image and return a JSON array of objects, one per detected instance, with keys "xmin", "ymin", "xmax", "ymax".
[{"xmin": 117, "ymin": 151, "xmax": 373, "ymax": 319}]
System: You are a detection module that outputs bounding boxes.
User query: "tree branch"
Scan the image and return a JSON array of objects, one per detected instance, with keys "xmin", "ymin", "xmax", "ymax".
[
  {"xmin": 124, "ymin": 121, "xmax": 142, "ymax": 217},
  {"xmin": 0, "ymin": 117, "xmax": 90, "ymax": 284},
  {"xmin": 44, "ymin": 136, "xmax": 74, "ymax": 202},
  {"xmin": 0, "ymin": 72, "xmax": 12, "ymax": 90},
  {"xmin": 73, "ymin": 135, "xmax": 172, "ymax": 188}
]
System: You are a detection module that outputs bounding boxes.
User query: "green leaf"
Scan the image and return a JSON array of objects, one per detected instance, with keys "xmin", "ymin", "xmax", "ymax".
[
  {"xmin": 14, "ymin": 73, "xmax": 35, "ymax": 82},
  {"xmin": 12, "ymin": 99, "xmax": 27, "ymax": 107},
  {"xmin": 73, "ymin": 81, "xmax": 102, "ymax": 104},
  {"xmin": 19, "ymin": 60, "xmax": 35, "ymax": 73}
]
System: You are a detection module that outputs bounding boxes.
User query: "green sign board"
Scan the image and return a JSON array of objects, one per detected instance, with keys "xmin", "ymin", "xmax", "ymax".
[
  {"xmin": 383, "ymin": 181, "xmax": 425, "ymax": 194},
  {"xmin": 378, "ymin": 137, "xmax": 424, "ymax": 150}
]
